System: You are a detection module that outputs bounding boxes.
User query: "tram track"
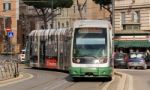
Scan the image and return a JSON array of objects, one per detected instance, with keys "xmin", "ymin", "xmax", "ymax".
[
  {"xmin": 23, "ymin": 76, "xmax": 71, "ymax": 90},
  {"xmin": 64, "ymin": 81, "xmax": 107, "ymax": 90},
  {"xmin": 23, "ymin": 68, "xmax": 108, "ymax": 90},
  {"xmin": 24, "ymin": 76, "xmax": 109, "ymax": 90},
  {"xmin": 25, "ymin": 68, "xmax": 116, "ymax": 90}
]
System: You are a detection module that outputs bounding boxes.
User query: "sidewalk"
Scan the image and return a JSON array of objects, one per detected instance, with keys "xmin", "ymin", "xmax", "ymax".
[{"xmin": 0, "ymin": 72, "xmax": 33, "ymax": 87}]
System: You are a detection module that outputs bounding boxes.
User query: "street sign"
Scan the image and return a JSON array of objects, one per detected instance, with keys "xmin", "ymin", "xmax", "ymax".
[
  {"xmin": 7, "ymin": 32, "xmax": 14, "ymax": 38},
  {"xmin": 6, "ymin": 28, "xmax": 11, "ymax": 32}
]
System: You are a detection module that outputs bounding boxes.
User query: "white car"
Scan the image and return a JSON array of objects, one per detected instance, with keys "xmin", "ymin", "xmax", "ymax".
[{"xmin": 18, "ymin": 49, "xmax": 26, "ymax": 63}]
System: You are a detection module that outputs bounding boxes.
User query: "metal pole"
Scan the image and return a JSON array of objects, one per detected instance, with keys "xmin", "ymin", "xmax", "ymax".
[
  {"xmin": 11, "ymin": 38, "xmax": 12, "ymax": 59},
  {"xmin": 3, "ymin": 16, "xmax": 5, "ymax": 34},
  {"xmin": 112, "ymin": 0, "xmax": 115, "ymax": 68},
  {"xmin": 38, "ymin": 31, "xmax": 40, "ymax": 67}
]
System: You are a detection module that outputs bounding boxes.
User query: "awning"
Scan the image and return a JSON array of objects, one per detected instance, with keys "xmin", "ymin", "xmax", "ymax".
[{"xmin": 114, "ymin": 40, "xmax": 150, "ymax": 48}]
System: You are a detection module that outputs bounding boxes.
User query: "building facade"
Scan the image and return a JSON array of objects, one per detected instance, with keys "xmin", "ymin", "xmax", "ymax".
[
  {"xmin": 33, "ymin": 0, "xmax": 110, "ymax": 29},
  {"xmin": 115, "ymin": 0, "xmax": 150, "ymax": 53},
  {"xmin": 18, "ymin": 0, "xmax": 110, "ymax": 51},
  {"xmin": 52, "ymin": 0, "xmax": 110, "ymax": 29},
  {"xmin": 19, "ymin": 0, "xmax": 37, "ymax": 49},
  {"xmin": 0, "ymin": 0, "xmax": 20, "ymax": 54},
  {"xmin": 0, "ymin": 0, "xmax": 111, "ymax": 54}
]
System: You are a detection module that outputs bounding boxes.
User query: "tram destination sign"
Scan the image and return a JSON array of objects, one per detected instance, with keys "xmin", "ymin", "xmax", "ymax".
[{"xmin": 78, "ymin": 28, "xmax": 104, "ymax": 33}]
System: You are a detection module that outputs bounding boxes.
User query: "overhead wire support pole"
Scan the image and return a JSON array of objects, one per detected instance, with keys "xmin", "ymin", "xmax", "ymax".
[
  {"xmin": 38, "ymin": 31, "xmax": 40, "ymax": 67},
  {"xmin": 111, "ymin": 0, "xmax": 115, "ymax": 68}
]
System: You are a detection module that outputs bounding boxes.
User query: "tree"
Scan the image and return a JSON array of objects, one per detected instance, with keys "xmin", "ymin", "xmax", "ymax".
[
  {"xmin": 93, "ymin": 0, "xmax": 112, "ymax": 23},
  {"xmin": 23, "ymin": 0, "xmax": 73, "ymax": 29},
  {"xmin": 76, "ymin": 0, "xmax": 87, "ymax": 19}
]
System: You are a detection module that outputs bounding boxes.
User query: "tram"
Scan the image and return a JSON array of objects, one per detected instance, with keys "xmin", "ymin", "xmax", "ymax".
[{"xmin": 26, "ymin": 20, "xmax": 113, "ymax": 80}]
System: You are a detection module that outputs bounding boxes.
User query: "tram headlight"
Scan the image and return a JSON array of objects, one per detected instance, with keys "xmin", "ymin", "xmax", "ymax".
[
  {"xmin": 99, "ymin": 57, "xmax": 107, "ymax": 64},
  {"xmin": 73, "ymin": 58, "xmax": 81, "ymax": 63}
]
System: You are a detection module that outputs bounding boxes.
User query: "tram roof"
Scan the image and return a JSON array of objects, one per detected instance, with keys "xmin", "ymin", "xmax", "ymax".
[
  {"xmin": 28, "ymin": 28, "xmax": 70, "ymax": 37},
  {"xmin": 29, "ymin": 29, "xmax": 47, "ymax": 36},
  {"xmin": 74, "ymin": 20, "xmax": 110, "ymax": 28}
]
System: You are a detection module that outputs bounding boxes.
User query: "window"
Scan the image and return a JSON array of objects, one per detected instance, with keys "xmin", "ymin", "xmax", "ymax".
[
  {"xmin": 3, "ymin": 3, "xmax": 11, "ymax": 11},
  {"xmin": 73, "ymin": 6, "xmax": 76, "ymax": 13},
  {"xmin": 5, "ymin": 17, "xmax": 11, "ymax": 29},
  {"xmin": 62, "ymin": 23, "xmax": 64, "ymax": 28},
  {"xmin": 58, "ymin": 22, "xmax": 60, "ymax": 28},
  {"xmin": 66, "ymin": 21, "xmax": 69, "ymax": 27},
  {"xmin": 121, "ymin": 12, "xmax": 125, "ymax": 24},
  {"xmin": 123, "ymin": 24, "xmax": 140, "ymax": 30},
  {"xmin": 132, "ymin": 11, "xmax": 140, "ymax": 23},
  {"xmin": 84, "ymin": 4, "xmax": 87, "ymax": 13}
]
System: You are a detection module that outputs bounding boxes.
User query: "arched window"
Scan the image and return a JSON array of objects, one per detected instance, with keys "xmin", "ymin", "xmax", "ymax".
[
  {"xmin": 132, "ymin": 11, "xmax": 140, "ymax": 23},
  {"xmin": 66, "ymin": 21, "xmax": 69, "ymax": 27},
  {"xmin": 58, "ymin": 22, "xmax": 60, "ymax": 28},
  {"xmin": 62, "ymin": 23, "xmax": 64, "ymax": 28}
]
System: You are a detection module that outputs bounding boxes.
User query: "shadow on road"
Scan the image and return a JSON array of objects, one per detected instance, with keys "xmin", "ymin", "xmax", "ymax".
[
  {"xmin": 65, "ymin": 75, "xmax": 112, "ymax": 82},
  {"xmin": 22, "ymin": 66, "xmax": 112, "ymax": 83}
]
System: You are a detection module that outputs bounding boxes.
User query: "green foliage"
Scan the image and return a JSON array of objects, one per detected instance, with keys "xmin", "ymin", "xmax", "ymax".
[
  {"xmin": 23, "ymin": 0, "xmax": 73, "ymax": 9},
  {"xmin": 22, "ymin": 0, "xmax": 74, "ymax": 29},
  {"xmin": 93, "ymin": 0, "xmax": 112, "ymax": 5},
  {"xmin": 93, "ymin": 0, "xmax": 112, "ymax": 23}
]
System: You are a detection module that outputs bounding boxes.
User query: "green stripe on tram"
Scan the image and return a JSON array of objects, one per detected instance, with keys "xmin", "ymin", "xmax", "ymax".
[{"xmin": 69, "ymin": 67, "xmax": 112, "ymax": 77}]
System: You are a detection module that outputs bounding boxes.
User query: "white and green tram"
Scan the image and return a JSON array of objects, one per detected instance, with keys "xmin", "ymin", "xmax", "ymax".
[{"xmin": 26, "ymin": 20, "xmax": 113, "ymax": 80}]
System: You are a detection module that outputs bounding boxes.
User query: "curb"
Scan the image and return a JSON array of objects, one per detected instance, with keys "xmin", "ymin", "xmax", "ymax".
[
  {"xmin": 115, "ymin": 71, "xmax": 127, "ymax": 90},
  {"xmin": 114, "ymin": 71, "xmax": 133, "ymax": 90},
  {"xmin": 0, "ymin": 72, "xmax": 33, "ymax": 87}
]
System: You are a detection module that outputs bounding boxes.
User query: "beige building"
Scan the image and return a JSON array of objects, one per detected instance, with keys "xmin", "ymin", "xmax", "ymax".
[
  {"xmin": 0, "ymin": 0, "xmax": 20, "ymax": 54},
  {"xmin": 0, "ymin": 0, "xmax": 111, "ymax": 54},
  {"xmin": 52, "ymin": 0, "xmax": 110, "ymax": 29},
  {"xmin": 19, "ymin": 0, "xmax": 36, "ymax": 49},
  {"xmin": 114, "ymin": 0, "xmax": 150, "ymax": 52},
  {"xmin": 19, "ymin": 0, "xmax": 110, "ymax": 30}
]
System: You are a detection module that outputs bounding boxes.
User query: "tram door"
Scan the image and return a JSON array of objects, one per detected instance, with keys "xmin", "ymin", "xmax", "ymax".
[{"xmin": 40, "ymin": 41, "xmax": 45, "ymax": 67}]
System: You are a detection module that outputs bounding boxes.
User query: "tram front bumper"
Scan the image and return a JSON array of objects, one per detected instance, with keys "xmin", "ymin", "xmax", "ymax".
[{"xmin": 69, "ymin": 67, "xmax": 112, "ymax": 77}]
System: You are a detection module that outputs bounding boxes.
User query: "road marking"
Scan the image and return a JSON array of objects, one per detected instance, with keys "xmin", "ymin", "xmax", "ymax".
[
  {"xmin": 43, "ymin": 79, "xmax": 68, "ymax": 90},
  {"xmin": 0, "ymin": 72, "xmax": 33, "ymax": 87}
]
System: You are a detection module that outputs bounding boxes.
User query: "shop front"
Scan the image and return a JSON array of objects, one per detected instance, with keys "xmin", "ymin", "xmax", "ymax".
[{"xmin": 114, "ymin": 33, "xmax": 150, "ymax": 54}]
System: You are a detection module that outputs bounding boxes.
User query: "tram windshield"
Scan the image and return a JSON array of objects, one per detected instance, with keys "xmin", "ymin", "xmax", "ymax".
[{"xmin": 73, "ymin": 28, "xmax": 107, "ymax": 58}]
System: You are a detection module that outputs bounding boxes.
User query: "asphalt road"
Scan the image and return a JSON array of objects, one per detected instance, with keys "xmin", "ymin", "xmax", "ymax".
[
  {"xmin": 0, "ymin": 65, "xmax": 120, "ymax": 90},
  {"xmin": 117, "ymin": 69, "xmax": 150, "ymax": 90}
]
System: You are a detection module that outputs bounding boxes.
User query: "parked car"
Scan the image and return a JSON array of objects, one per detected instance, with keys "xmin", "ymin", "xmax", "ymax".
[
  {"xmin": 127, "ymin": 52, "xmax": 147, "ymax": 69},
  {"xmin": 18, "ymin": 49, "xmax": 26, "ymax": 63},
  {"xmin": 114, "ymin": 53, "xmax": 128, "ymax": 68}
]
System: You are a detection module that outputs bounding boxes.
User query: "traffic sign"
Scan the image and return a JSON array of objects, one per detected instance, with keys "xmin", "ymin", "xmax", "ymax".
[
  {"xmin": 6, "ymin": 28, "xmax": 11, "ymax": 32},
  {"xmin": 7, "ymin": 32, "xmax": 14, "ymax": 38}
]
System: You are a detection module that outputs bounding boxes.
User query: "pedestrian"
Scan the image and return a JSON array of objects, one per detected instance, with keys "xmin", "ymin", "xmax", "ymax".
[
  {"xmin": 130, "ymin": 48, "xmax": 134, "ymax": 53},
  {"xmin": 145, "ymin": 49, "xmax": 150, "ymax": 62}
]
